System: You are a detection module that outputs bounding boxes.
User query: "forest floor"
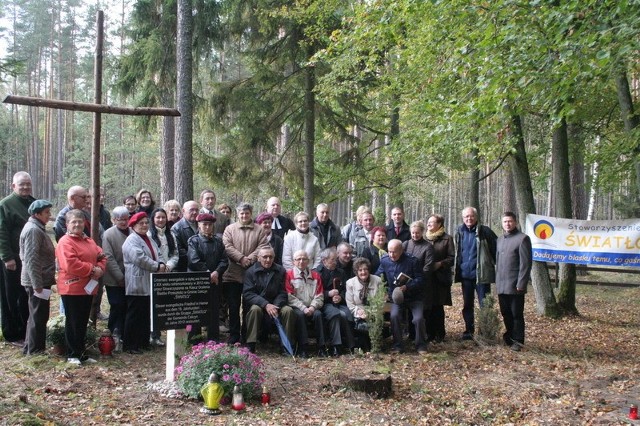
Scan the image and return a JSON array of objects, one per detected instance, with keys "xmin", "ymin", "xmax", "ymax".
[{"xmin": 0, "ymin": 271, "xmax": 639, "ymax": 425}]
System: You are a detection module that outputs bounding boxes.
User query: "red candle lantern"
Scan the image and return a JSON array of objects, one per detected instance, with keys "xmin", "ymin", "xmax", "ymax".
[
  {"xmin": 98, "ymin": 329, "xmax": 116, "ymax": 356},
  {"xmin": 630, "ymin": 404, "xmax": 638, "ymax": 420},
  {"xmin": 231, "ymin": 385, "xmax": 245, "ymax": 412},
  {"xmin": 261, "ymin": 386, "xmax": 271, "ymax": 406}
]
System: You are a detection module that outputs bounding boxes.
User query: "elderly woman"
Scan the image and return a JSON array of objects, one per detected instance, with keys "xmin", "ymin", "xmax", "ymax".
[
  {"xmin": 19, "ymin": 200, "xmax": 55, "ymax": 355},
  {"xmin": 55, "ymin": 209, "xmax": 107, "ymax": 365},
  {"xmin": 255, "ymin": 212, "xmax": 283, "ymax": 266},
  {"xmin": 163, "ymin": 199, "xmax": 182, "ymax": 229},
  {"xmin": 122, "ymin": 212, "xmax": 167, "ymax": 354},
  {"xmin": 316, "ymin": 247, "xmax": 354, "ymax": 356},
  {"xmin": 368, "ymin": 226, "xmax": 387, "ymax": 273},
  {"xmin": 345, "ymin": 257, "xmax": 383, "ymax": 352},
  {"xmin": 282, "ymin": 212, "xmax": 321, "ymax": 270},
  {"xmin": 425, "ymin": 214, "xmax": 454, "ymax": 343},
  {"xmin": 102, "ymin": 206, "xmax": 130, "ymax": 339},
  {"xmin": 135, "ymin": 189, "xmax": 155, "ymax": 216}
]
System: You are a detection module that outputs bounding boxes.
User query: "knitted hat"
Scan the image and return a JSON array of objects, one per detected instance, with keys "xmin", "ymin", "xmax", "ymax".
[
  {"xmin": 28, "ymin": 199, "xmax": 53, "ymax": 215},
  {"xmin": 196, "ymin": 213, "xmax": 216, "ymax": 223},
  {"xmin": 128, "ymin": 212, "xmax": 148, "ymax": 227},
  {"xmin": 254, "ymin": 212, "xmax": 272, "ymax": 224}
]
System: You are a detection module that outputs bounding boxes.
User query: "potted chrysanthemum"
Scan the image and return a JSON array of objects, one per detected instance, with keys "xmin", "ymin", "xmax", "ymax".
[{"xmin": 175, "ymin": 341, "xmax": 265, "ymax": 402}]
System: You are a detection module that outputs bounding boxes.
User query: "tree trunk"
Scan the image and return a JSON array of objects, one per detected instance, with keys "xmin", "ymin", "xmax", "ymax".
[
  {"xmin": 176, "ymin": 0, "xmax": 194, "ymax": 202},
  {"xmin": 469, "ymin": 148, "xmax": 480, "ymax": 220},
  {"xmin": 502, "ymin": 165, "xmax": 516, "ymax": 214},
  {"xmin": 509, "ymin": 114, "xmax": 560, "ymax": 318},
  {"xmin": 552, "ymin": 117, "xmax": 578, "ymax": 315},
  {"xmin": 161, "ymin": 90, "xmax": 175, "ymax": 204},
  {"xmin": 568, "ymin": 122, "xmax": 587, "ymax": 220},
  {"xmin": 615, "ymin": 68, "xmax": 640, "ymax": 215},
  {"xmin": 303, "ymin": 59, "xmax": 315, "ymax": 215}
]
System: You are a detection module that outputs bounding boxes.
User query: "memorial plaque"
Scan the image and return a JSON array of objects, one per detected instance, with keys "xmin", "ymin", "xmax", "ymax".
[{"xmin": 151, "ymin": 272, "xmax": 210, "ymax": 331}]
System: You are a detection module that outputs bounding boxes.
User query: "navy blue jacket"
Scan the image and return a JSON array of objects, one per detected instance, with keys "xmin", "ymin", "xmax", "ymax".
[{"xmin": 375, "ymin": 252, "xmax": 424, "ymax": 302}]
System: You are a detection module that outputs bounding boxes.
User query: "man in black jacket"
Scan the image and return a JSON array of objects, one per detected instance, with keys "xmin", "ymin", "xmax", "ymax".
[
  {"xmin": 243, "ymin": 247, "xmax": 294, "ymax": 353},
  {"xmin": 385, "ymin": 207, "xmax": 411, "ymax": 242},
  {"xmin": 171, "ymin": 201, "xmax": 200, "ymax": 272}
]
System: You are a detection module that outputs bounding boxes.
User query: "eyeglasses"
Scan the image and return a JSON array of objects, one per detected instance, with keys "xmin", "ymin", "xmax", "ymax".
[{"xmin": 294, "ymin": 257, "xmax": 309, "ymax": 262}]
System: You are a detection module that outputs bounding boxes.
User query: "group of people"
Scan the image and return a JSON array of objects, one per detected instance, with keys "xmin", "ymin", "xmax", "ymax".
[{"xmin": 0, "ymin": 171, "xmax": 533, "ymax": 365}]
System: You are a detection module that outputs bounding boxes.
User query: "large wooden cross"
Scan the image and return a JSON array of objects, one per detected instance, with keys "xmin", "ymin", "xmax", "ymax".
[{"xmin": 2, "ymin": 11, "xmax": 180, "ymax": 241}]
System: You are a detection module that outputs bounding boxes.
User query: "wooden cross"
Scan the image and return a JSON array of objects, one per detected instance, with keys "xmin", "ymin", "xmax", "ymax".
[{"xmin": 2, "ymin": 10, "xmax": 180, "ymax": 241}]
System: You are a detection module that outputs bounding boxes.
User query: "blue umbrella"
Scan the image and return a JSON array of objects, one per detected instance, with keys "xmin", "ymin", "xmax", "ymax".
[{"xmin": 273, "ymin": 317, "xmax": 294, "ymax": 358}]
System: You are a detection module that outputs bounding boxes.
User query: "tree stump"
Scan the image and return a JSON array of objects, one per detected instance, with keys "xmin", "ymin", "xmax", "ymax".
[{"xmin": 347, "ymin": 373, "xmax": 392, "ymax": 398}]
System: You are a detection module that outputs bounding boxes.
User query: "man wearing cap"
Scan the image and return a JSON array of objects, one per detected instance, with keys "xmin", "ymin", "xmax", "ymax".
[
  {"xmin": 172, "ymin": 200, "xmax": 201, "ymax": 272},
  {"xmin": 255, "ymin": 212, "xmax": 283, "ymax": 266},
  {"xmin": 0, "ymin": 171, "xmax": 35, "ymax": 345},
  {"xmin": 19, "ymin": 199, "xmax": 55, "ymax": 354},
  {"xmin": 376, "ymin": 239, "xmax": 427, "ymax": 354},
  {"xmin": 187, "ymin": 213, "xmax": 229, "ymax": 342},
  {"xmin": 222, "ymin": 203, "xmax": 270, "ymax": 344}
]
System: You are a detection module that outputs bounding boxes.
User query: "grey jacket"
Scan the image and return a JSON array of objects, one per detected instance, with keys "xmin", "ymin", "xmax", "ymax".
[
  {"xmin": 495, "ymin": 229, "xmax": 532, "ymax": 294},
  {"xmin": 123, "ymin": 232, "xmax": 162, "ymax": 296},
  {"xmin": 103, "ymin": 226, "xmax": 128, "ymax": 287},
  {"xmin": 19, "ymin": 217, "xmax": 55, "ymax": 289}
]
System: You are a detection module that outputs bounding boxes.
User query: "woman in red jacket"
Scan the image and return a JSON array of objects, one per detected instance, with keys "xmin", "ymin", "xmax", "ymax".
[{"xmin": 55, "ymin": 209, "xmax": 107, "ymax": 365}]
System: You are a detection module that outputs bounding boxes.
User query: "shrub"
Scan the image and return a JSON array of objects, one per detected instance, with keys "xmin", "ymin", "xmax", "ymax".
[
  {"xmin": 477, "ymin": 294, "xmax": 501, "ymax": 344},
  {"xmin": 175, "ymin": 341, "xmax": 265, "ymax": 400},
  {"xmin": 365, "ymin": 284, "xmax": 387, "ymax": 354},
  {"xmin": 46, "ymin": 315, "xmax": 99, "ymax": 348}
]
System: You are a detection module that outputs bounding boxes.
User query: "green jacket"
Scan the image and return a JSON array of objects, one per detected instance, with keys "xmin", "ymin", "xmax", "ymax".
[{"xmin": 0, "ymin": 192, "xmax": 35, "ymax": 262}]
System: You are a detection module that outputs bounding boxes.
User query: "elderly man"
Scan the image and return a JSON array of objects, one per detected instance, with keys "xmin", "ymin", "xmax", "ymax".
[
  {"xmin": 187, "ymin": 213, "xmax": 229, "ymax": 342},
  {"xmin": 385, "ymin": 207, "xmax": 410, "ymax": 242},
  {"xmin": 349, "ymin": 210, "xmax": 375, "ymax": 258},
  {"xmin": 454, "ymin": 206, "xmax": 497, "ymax": 340},
  {"xmin": 0, "ymin": 171, "xmax": 36, "ymax": 345},
  {"xmin": 54, "ymin": 185, "xmax": 91, "ymax": 241},
  {"xmin": 285, "ymin": 249, "xmax": 326, "ymax": 358},
  {"xmin": 243, "ymin": 247, "xmax": 294, "ymax": 353},
  {"xmin": 266, "ymin": 197, "xmax": 295, "ymax": 240},
  {"xmin": 255, "ymin": 212, "xmax": 283, "ymax": 265},
  {"xmin": 222, "ymin": 203, "xmax": 270, "ymax": 344},
  {"xmin": 376, "ymin": 239, "xmax": 427, "ymax": 354},
  {"xmin": 310, "ymin": 203, "xmax": 342, "ymax": 249},
  {"xmin": 199, "ymin": 189, "xmax": 230, "ymax": 236},
  {"xmin": 496, "ymin": 212, "xmax": 532, "ymax": 352},
  {"xmin": 172, "ymin": 200, "xmax": 201, "ymax": 272},
  {"xmin": 20, "ymin": 199, "xmax": 55, "ymax": 355}
]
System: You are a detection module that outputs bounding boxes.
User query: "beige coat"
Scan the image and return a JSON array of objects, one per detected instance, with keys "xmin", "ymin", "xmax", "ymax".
[{"xmin": 222, "ymin": 221, "xmax": 269, "ymax": 283}]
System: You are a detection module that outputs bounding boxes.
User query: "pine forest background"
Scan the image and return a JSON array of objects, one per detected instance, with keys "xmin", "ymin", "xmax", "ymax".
[{"xmin": 1, "ymin": 0, "xmax": 639, "ymax": 237}]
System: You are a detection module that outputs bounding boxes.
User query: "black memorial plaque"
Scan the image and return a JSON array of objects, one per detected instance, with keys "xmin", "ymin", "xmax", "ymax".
[{"xmin": 151, "ymin": 272, "xmax": 210, "ymax": 331}]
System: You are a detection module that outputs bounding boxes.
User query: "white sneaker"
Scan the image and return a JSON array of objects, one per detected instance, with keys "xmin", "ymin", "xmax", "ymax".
[
  {"xmin": 83, "ymin": 357, "xmax": 97, "ymax": 364},
  {"xmin": 67, "ymin": 357, "xmax": 81, "ymax": 366}
]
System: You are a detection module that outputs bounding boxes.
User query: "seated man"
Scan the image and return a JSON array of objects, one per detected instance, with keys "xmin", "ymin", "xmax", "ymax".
[
  {"xmin": 285, "ymin": 249, "xmax": 326, "ymax": 358},
  {"xmin": 243, "ymin": 247, "xmax": 294, "ymax": 354},
  {"xmin": 187, "ymin": 213, "xmax": 229, "ymax": 342},
  {"xmin": 376, "ymin": 239, "xmax": 427, "ymax": 354}
]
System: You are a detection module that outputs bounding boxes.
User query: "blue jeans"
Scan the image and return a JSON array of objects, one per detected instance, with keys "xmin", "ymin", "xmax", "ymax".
[{"xmin": 461, "ymin": 279, "xmax": 490, "ymax": 334}]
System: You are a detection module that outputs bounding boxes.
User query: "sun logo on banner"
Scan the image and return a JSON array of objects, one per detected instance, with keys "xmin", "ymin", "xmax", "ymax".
[{"xmin": 533, "ymin": 220, "xmax": 554, "ymax": 239}]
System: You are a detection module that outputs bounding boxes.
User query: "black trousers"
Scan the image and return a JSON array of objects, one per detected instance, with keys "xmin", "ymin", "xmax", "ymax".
[
  {"xmin": 105, "ymin": 286, "xmax": 126, "ymax": 335},
  {"xmin": 124, "ymin": 295, "xmax": 150, "ymax": 351},
  {"xmin": 498, "ymin": 293, "xmax": 526, "ymax": 345},
  {"xmin": 0, "ymin": 260, "xmax": 29, "ymax": 342},
  {"xmin": 61, "ymin": 295, "xmax": 93, "ymax": 359},
  {"xmin": 24, "ymin": 287, "xmax": 51, "ymax": 354},
  {"xmin": 222, "ymin": 281, "xmax": 242, "ymax": 344}
]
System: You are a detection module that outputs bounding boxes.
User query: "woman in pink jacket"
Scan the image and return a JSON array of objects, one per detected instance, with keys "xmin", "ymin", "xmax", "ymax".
[{"xmin": 55, "ymin": 209, "xmax": 106, "ymax": 365}]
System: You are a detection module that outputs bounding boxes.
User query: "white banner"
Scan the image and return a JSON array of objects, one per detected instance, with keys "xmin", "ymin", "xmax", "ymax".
[{"xmin": 525, "ymin": 214, "xmax": 640, "ymax": 267}]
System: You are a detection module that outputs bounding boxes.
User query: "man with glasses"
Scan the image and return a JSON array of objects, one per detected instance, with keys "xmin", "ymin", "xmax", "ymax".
[
  {"xmin": 54, "ymin": 186, "xmax": 91, "ymax": 241},
  {"xmin": 243, "ymin": 247, "xmax": 293, "ymax": 353},
  {"xmin": 0, "ymin": 172, "xmax": 36, "ymax": 346},
  {"xmin": 285, "ymin": 250, "xmax": 327, "ymax": 358}
]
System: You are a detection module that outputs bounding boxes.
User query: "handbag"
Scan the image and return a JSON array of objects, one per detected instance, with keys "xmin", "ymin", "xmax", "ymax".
[{"xmin": 354, "ymin": 318, "xmax": 369, "ymax": 332}]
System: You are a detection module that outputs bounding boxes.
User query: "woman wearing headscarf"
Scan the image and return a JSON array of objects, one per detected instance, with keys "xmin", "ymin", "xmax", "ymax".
[
  {"xmin": 425, "ymin": 214, "xmax": 454, "ymax": 342},
  {"xmin": 55, "ymin": 209, "xmax": 107, "ymax": 365},
  {"xmin": 122, "ymin": 212, "xmax": 166, "ymax": 354}
]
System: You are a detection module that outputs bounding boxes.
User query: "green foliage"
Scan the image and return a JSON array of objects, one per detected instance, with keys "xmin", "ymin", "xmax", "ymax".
[
  {"xmin": 175, "ymin": 341, "xmax": 265, "ymax": 400},
  {"xmin": 364, "ymin": 284, "xmax": 387, "ymax": 354},
  {"xmin": 477, "ymin": 295, "xmax": 501, "ymax": 344}
]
